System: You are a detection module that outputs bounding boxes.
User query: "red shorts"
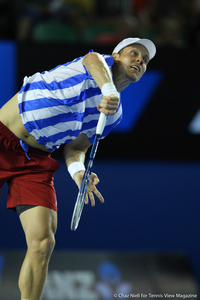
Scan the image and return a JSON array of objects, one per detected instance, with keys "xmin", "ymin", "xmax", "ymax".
[{"xmin": 0, "ymin": 122, "xmax": 60, "ymax": 212}]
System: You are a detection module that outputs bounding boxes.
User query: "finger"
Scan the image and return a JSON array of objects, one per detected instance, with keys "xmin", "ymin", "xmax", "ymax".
[
  {"xmin": 100, "ymin": 104, "xmax": 118, "ymax": 111},
  {"xmin": 85, "ymin": 194, "xmax": 89, "ymax": 205},
  {"xmin": 97, "ymin": 105, "xmax": 117, "ymax": 115},
  {"xmin": 88, "ymin": 192, "xmax": 95, "ymax": 207},
  {"xmin": 91, "ymin": 174, "xmax": 100, "ymax": 185},
  {"xmin": 98, "ymin": 99, "xmax": 119, "ymax": 115},
  {"xmin": 102, "ymin": 95, "xmax": 119, "ymax": 101},
  {"xmin": 98, "ymin": 107, "xmax": 117, "ymax": 115},
  {"xmin": 93, "ymin": 187, "xmax": 104, "ymax": 203},
  {"xmin": 101, "ymin": 99, "xmax": 119, "ymax": 108}
]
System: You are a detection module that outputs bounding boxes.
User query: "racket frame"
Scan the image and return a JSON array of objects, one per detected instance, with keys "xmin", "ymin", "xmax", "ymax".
[{"xmin": 70, "ymin": 113, "xmax": 106, "ymax": 231}]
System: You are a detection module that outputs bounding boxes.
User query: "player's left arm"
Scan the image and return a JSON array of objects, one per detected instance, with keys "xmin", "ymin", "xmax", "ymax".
[
  {"xmin": 63, "ymin": 133, "xmax": 104, "ymax": 206},
  {"xmin": 63, "ymin": 133, "xmax": 90, "ymax": 169}
]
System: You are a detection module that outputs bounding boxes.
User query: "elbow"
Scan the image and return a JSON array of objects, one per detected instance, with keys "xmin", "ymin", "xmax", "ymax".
[{"xmin": 83, "ymin": 52, "xmax": 102, "ymax": 68}]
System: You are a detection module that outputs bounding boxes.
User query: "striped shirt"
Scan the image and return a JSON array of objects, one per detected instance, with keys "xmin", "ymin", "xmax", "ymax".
[{"xmin": 17, "ymin": 52, "xmax": 122, "ymax": 152}]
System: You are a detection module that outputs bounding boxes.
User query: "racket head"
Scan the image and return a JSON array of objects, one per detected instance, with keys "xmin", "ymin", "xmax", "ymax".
[
  {"xmin": 70, "ymin": 171, "xmax": 91, "ymax": 230},
  {"xmin": 70, "ymin": 194, "xmax": 85, "ymax": 231}
]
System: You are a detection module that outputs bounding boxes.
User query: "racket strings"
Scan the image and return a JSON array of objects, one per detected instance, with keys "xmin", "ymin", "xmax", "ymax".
[{"xmin": 71, "ymin": 135, "xmax": 101, "ymax": 230}]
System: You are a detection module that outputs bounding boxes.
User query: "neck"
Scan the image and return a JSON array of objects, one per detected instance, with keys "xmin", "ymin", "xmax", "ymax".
[{"xmin": 112, "ymin": 63, "xmax": 131, "ymax": 93}]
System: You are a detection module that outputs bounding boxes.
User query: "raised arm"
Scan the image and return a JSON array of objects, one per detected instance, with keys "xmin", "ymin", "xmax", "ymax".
[
  {"xmin": 83, "ymin": 52, "xmax": 114, "ymax": 89},
  {"xmin": 83, "ymin": 52, "xmax": 119, "ymax": 115}
]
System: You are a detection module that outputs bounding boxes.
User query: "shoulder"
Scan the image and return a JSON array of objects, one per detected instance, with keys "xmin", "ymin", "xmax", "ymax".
[{"xmin": 83, "ymin": 52, "xmax": 114, "ymax": 68}]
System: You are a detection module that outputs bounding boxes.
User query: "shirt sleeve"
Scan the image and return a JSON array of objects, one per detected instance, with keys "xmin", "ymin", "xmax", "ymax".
[{"xmin": 83, "ymin": 51, "xmax": 114, "ymax": 80}]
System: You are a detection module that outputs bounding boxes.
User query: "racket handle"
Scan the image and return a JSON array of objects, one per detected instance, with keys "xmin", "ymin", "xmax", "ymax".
[{"xmin": 96, "ymin": 113, "xmax": 106, "ymax": 136}]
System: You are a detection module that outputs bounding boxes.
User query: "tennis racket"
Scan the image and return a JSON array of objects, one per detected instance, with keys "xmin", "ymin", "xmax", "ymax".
[{"xmin": 70, "ymin": 112, "xmax": 107, "ymax": 231}]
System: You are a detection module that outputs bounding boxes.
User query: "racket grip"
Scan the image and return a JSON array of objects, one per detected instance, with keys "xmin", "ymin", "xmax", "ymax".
[{"xmin": 96, "ymin": 113, "xmax": 107, "ymax": 136}]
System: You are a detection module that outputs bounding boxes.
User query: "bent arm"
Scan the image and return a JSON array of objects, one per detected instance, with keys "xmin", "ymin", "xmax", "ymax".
[
  {"xmin": 63, "ymin": 133, "xmax": 91, "ymax": 169},
  {"xmin": 83, "ymin": 52, "xmax": 114, "ymax": 89},
  {"xmin": 83, "ymin": 52, "xmax": 119, "ymax": 115},
  {"xmin": 63, "ymin": 133, "xmax": 104, "ymax": 205}
]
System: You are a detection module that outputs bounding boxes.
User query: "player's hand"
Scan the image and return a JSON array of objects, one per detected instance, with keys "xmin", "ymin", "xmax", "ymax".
[
  {"xmin": 97, "ymin": 94, "xmax": 119, "ymax": 115},
  {"xmin": 73, "ymin": 171, "xmax": 104, "ymax": 206}
]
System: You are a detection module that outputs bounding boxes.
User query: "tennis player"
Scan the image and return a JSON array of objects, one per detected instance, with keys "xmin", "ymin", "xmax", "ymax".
[{"xmin": 0, "ymin": 37, "xmax": 156, "ymax": 300}]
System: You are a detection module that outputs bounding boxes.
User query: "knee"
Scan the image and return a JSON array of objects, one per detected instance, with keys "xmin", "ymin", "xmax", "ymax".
[
  {"xmin": 40, "ymin": 235, "xmax": 56, "ymax": 257},
  {"xmin": 28, "ymin": 234, "xmax": 56, "ymax": 265}
]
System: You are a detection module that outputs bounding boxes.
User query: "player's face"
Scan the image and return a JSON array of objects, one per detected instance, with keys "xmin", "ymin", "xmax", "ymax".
[{"xmin": 113, "ymin": 44, "xmax": 149, "ymax": 82}]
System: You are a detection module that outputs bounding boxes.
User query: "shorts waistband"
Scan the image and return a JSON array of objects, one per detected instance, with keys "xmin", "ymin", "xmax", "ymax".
[
  {"xmin": 0, "ymin": 121, "xmax": 19, "ymax": 142},
  {"xmin": 0, "ymin": 121, "xmax": 50, "ymax": 157}
]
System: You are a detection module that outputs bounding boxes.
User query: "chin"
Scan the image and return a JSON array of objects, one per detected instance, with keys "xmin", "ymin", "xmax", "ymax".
[
  {"xmin": 134, "ymin": 77, "xmax": 142, "ymax": 82},
  {"xmin": 127, "ymin": 72, "xmax": 141, "ymax": 83},
  {"xmin": 129, "ymin": 75, "xmax": 140, "ymax": 83}
]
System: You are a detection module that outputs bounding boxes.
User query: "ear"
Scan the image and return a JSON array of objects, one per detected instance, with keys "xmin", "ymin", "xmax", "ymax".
[{"xmin": 112, "ymin": 53, "xmax": 120, "ymax": 60}]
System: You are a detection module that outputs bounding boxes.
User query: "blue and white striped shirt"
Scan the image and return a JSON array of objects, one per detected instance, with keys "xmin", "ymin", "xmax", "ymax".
[{"xmin": 17, "ymin": 53, "xmax": 122, "ymax": 152}]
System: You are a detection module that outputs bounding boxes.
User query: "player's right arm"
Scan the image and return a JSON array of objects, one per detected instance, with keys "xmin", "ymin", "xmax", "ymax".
[
  {"xmin": 82, "ymin": 52, "xmax": 119, "ymax": 115},
  {"xmin": 83, "ymin": 52, "xmax": 113, "ymax": 88}
]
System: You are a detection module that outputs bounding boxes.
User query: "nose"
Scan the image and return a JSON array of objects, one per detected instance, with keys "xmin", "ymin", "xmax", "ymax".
[{"xmin": 136, "ymin": 56, "xmax": 144, "ymax": 65}]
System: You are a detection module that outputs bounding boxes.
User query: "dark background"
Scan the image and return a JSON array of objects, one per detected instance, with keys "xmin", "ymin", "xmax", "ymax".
[
  {"xmin": 0, "ymin": 41, "xmax": 199, "ymax": 286},
  {"xmin": 1, "ymin": 0, "xmax": 200, "ymax": 297},
  {"xmin": 18, "ymin": 43, "xmax": 200, "ymax": 161}
]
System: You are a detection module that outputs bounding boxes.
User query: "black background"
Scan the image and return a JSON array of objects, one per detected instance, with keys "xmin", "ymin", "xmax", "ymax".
[{"xmin": 18, "ymin": 43, "xmax": 200, "ymax": 161}]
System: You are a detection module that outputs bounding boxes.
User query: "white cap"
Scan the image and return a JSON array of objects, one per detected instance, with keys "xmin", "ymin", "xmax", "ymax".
[{"xmin": 112, "ymin": 37, "xmax": 156, "ymax": 60}]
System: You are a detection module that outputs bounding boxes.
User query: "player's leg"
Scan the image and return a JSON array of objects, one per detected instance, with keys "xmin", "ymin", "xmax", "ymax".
[{"xmin": 18, "ymin": 206, "xmax": 57, "ymax": 300}]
